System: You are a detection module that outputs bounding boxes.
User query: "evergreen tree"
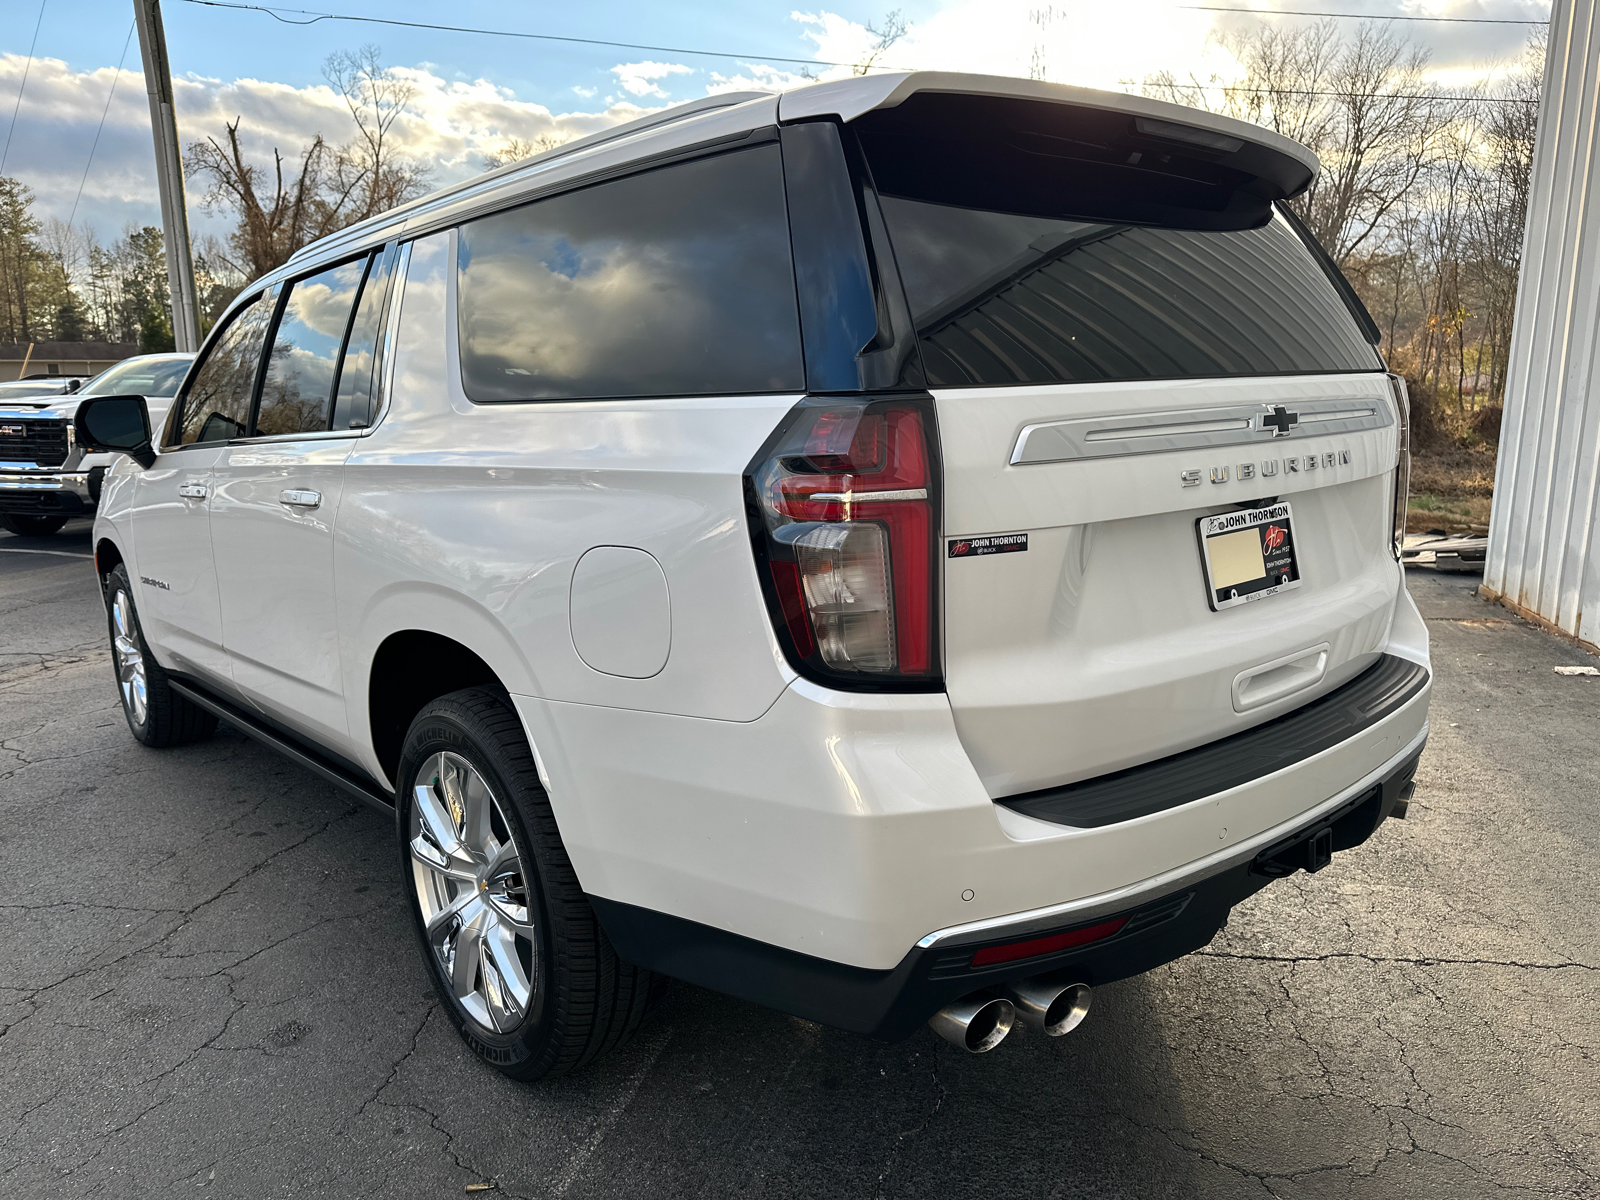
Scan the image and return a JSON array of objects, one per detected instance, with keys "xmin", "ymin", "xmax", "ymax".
[
  {"xmin": 54, "ymin": 294, "xmax": 87, "ymax": 342},
  {"xmin": 0, "ymin": 176, "xmax": 41, "ymax": 342}
]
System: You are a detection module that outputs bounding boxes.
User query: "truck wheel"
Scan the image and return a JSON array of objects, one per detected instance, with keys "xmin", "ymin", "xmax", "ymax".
[
  {"xmin": 398, "ymin": 687, "xmax": 656, "ymax": 1081},
  {"xmin": 104, "ymin": 564, "xmax": 219, "ymax": 747},
  {"xmin": 2, "ymin": 514, "xmax": 69, "ymax": 536}
]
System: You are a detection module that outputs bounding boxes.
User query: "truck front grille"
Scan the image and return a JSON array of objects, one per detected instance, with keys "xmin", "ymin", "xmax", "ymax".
[{"xmin": 0, "ymin": 418, "xmax": 70, "ymax": 467}]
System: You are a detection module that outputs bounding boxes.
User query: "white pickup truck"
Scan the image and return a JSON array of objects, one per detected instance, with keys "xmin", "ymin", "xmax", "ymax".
[{"xmin": 0, "ymin": 353, "xmax": 191, "ymax": 536}]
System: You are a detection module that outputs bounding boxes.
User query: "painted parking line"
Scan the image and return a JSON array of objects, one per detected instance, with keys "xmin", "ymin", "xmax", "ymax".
[{"xmin": 0, "ymin": 547, "xmax": 93, "ymax": 559}]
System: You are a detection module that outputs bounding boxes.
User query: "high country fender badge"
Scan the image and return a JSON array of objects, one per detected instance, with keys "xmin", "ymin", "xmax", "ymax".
[{"xmin": 948, "ymin": 533, "xmax": 1028, "ymax": 558}]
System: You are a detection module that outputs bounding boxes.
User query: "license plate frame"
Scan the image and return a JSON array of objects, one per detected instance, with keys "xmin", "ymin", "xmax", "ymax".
[{"xmin": 1197, "ymin": 501, "xmax": 1301, "ymax": 611}]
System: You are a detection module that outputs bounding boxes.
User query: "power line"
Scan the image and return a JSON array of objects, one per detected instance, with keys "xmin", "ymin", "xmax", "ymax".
[
  {"xmin": 1180, "ymin": 6, "xmax": 1548, "ymax": 23},
  {"xmin": 68, "ymin": 22, "xmax": 137, "ymax": 232},
  {"xmin": 176, "ymin": 0, "xmax": 1538, "ymax": 112},
  {"xmin": 1140, "ymin": 79, "xmax": 1537, "ymax": 102},
  {"xmin": 178, "ymin": 0, "xmax": 890, "ymax": 71},
  {"xmin": 1, "ymin": 0, "xmax": 49, "ymax": 176}
]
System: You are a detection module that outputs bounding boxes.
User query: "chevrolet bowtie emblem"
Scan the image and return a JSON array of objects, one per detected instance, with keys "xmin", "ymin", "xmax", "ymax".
[{"xmin": 1259, "ymin": 405, "xmax": 1300, "ymax": 437}]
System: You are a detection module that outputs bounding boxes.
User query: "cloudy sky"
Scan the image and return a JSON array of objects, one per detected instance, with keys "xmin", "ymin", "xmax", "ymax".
[{"xmin": 0, "ymin": 0, "xmax": 1546, "ymax": 249}]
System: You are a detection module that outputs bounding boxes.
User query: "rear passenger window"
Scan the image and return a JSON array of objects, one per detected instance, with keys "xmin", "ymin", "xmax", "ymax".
[
  {"xmin": 177, "ymin": 288, "xmax": 278, "ymax": 445},
  {"xmin": 257, "ymin": 257, "xmax": 369, "ymax": 436},
  {"xmin": 456, "ymin": 144, "xmax": 803, "ymax": 402}
]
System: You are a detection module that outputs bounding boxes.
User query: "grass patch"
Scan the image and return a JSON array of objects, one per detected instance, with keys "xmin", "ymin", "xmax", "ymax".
[{"xmin": 1409, "ymin": 493, "xmax": 1472, "ymax": 516}]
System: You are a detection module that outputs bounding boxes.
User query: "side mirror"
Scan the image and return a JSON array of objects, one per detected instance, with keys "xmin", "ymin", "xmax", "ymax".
[{"xmin": 74, "ymin": 395, "xmax": 155, "ymax": 470}]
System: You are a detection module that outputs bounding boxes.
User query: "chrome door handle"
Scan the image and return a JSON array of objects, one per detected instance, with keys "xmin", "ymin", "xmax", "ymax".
[
  {"xmin": 280, "ymin": 489, "xmax": 322, "ymax": 509},
  {"xmin": 178, "ymin": 483, "xmax": 208, "ymax": 500}
]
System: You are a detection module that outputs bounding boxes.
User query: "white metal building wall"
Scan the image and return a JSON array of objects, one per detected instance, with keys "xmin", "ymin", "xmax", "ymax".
[{"xmin": 1484, "ymin": 0, "xmax": 1600, "ymax": 651}]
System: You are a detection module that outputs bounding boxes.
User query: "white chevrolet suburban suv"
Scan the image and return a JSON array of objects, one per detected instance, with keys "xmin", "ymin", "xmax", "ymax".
[{"xmin": 80, "ymin": 73, "xmax": 1429, "ymax": 1078}]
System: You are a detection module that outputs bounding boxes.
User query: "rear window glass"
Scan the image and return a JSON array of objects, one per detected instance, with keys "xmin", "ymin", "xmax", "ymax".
[
  {"xmin": 456, "ymin": 144, "xmax": 803, "ymax": 402},
  {"xmin": 877, "ymin": 200, "xmax": 1380, "ymax": 388}
]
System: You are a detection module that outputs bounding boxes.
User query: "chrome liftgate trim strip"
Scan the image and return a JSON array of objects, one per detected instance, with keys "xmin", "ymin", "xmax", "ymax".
[{"xmin": 1011, "ymin": 396, "xmax": 1394, "ymax": 466}]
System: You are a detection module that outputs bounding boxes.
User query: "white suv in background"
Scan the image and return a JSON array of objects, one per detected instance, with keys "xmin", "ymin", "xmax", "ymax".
[{"xmin": 80, "ymin": 73, "xmax": 1429, "ymax": 1079}]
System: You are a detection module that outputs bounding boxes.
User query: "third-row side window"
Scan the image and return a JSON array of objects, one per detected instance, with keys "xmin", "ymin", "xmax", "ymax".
[{"xmin": 456, "ymin": 144, "xmax": 804, "ymax": 402}]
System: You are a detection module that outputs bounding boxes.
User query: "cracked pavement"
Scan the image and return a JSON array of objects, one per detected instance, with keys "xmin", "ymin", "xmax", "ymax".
[{"xmin": 2, "ymin": 519, "xmax": 1597, "ymax": 1198}]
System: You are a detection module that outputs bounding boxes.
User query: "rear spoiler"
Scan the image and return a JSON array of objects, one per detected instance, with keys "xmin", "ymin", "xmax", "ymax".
[{"xmin": 781, "ymin": 72, "xmax": 1320, "ymax": 231}]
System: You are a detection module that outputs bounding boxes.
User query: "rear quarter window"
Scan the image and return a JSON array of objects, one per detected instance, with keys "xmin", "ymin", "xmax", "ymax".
[{"xmin": 456, "ymin": 143, "xmax": 804, "ymax": 402}]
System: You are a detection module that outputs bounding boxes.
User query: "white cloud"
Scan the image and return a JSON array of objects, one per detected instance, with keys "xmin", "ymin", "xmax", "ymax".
[
  {"xmin": 0, "ymin": 52, "xmax": 656, "ymax": 243},
  {"xmin": 787, "ymin": 4, "xmax": 1222, "ymax": 91},
  {"xmin": 610, "ymin": 60, "xmax": 694, "ymax": 98},
  {"xmin": 704, "ymin": 63, "xmax": 816, "ymax": 95},
  {"xmin": 775, "ymin": 5, "xmax": 1539, "ymax": 99},
  {"xmin": 0, "ymin": 2, "xmax": 1542, "ymax": 259}
]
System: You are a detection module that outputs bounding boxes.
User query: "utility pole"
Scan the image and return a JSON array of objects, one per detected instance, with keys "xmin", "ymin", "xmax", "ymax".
[{"xmin": 133, "ymin": 0, "xmax": 201, "ymax": 352}]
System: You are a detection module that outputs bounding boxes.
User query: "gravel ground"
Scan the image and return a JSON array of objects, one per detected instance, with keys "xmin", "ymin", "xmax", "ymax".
[{"xmin": 2, "ymin": 517, "xmax": 1597, "ymax": 1199}]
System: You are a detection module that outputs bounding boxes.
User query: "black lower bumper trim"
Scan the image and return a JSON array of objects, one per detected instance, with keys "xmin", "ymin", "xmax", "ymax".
[
  {"xmin": 997, "ymin": 653, "xmax": 1430, "ymax": 829},
  {"xmin": 0, "ymin": 489, "xmax": 91, "ymax": 515},
  {"xmin": 591, "ymin": 745, "xmax": 1423, "ymax": 1041}
]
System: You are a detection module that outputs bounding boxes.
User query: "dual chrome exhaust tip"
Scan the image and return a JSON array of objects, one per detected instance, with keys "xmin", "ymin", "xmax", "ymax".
[{"xmin": 927, "ymin": 980, "xmax": 1093, "ymax": 1053}]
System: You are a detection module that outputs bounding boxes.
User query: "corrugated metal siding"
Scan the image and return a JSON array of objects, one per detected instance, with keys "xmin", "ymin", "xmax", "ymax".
[{"xmin": 1485, "ymin": 0, "xmax": 1600, "ymax": 646}]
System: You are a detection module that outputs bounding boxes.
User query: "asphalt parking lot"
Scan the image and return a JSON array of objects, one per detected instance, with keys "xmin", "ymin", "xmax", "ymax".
[{"xmin": 2, "ymin": 519, "xmax": 1598, "ymax": 1199}]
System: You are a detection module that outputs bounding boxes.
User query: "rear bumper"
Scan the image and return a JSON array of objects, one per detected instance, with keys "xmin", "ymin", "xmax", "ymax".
[
  {"xmin": 591, "ymin": 733, "xmax": 1423, "ymax": 1040},
  {"xmin": 518, "ymin": 583, "xmax": 1430, "ymax": 1006},
  {"xmin": 0, "ymin": 469, "xmax": 99, "ymax": 514}
]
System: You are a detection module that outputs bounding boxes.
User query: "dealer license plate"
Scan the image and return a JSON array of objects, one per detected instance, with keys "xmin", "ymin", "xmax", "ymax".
[{"xmin": 1198, "ymin": 502, "xmax": 1301, "ymax": 611}]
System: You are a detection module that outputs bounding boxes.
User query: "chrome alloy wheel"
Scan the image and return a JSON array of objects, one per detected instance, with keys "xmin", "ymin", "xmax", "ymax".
[
  {"xmin": 409, "ymin": 751, "xmax": 536, "ymax": 1033},
  {"xmin": 110, "ymin": 589, "xmax": 149, "ymax": 728}
]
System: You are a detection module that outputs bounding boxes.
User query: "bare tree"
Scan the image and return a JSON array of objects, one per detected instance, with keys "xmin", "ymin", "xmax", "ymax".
[
  {"xmin": 186, "ymin": 119, "xmax": 339, "ymax": 279},
  {"xmin": 481, "ymin": 133, "xmax": 572, "ymax": 171},
  {"xmin": 323, "ymin": 45, "xmax": 430, "ymax": 220},
  {"xmin": 1462, "ymin": 37, "xmax": 1542, "ymax": 406},
  {"xmin": 185, "ymin": 47, "xmax": 431, "ymax": 279},
  {"xmin": 1146, "ymin": 22, "xmax": 1542, "ymax": 430},
  {"xmin": 854, "ymin": 11, "xmax": 908, "ymax": 76},
  {"xmin": 1148, "ymin": 21, "xmax": 1460, "ymax": 265},
  {"xmin": 1302, "ymin": 26, "xmax": 1464, "ymax": 263}
]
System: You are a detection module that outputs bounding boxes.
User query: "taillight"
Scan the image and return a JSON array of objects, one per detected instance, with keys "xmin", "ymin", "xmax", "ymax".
[
  {"xmin": 746, "ymin": 396, "xmax": 941, "ymax": 689},
  {"xmin": 1387, "ymin": 373, "xmax": 1410, "ymax": 560}
]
